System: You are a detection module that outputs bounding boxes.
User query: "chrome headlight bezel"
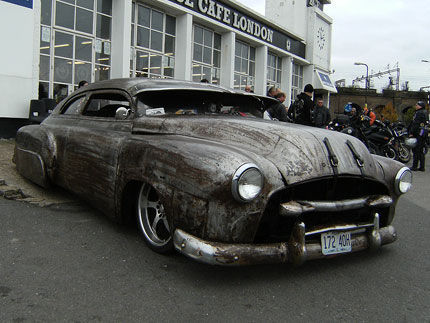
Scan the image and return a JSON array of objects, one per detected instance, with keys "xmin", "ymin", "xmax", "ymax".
[
  {"xmin": 394, "ymin": 167, "xmax": 412, "ymax": 195},
  {"xmin": 231, "ymin": 163, "xmax": 263, "ymax": 202}
]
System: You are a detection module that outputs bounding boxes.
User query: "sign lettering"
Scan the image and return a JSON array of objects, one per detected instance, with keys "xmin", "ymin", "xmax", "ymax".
[{"xmin": 168, "ymin": 0, "xmax": 305, "ymax": 57}]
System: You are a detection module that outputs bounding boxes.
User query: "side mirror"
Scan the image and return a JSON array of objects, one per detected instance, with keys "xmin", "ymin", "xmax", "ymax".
[{"xmin": 115, "ymin": 107, "xmax": 130, "ymax": 120}]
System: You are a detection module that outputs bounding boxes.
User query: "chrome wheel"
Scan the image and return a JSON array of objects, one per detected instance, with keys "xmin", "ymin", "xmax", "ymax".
[
  {"xmin": 383, "ymin": 145, "xmax": 397, "ymax": 160},
  {"xmin": 137, "ymin": 183, "xmax": 173, "ymax": 253},
  {"xmin": 397, "ymin": 143, "xmax": 411, "ymax": 163}
]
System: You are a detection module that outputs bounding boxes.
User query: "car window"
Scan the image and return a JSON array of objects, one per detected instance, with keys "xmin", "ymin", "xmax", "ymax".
[
  {"xmin": 136, "ymin": 90, "xmax": 265, "ymax": 118},
  {"xmin": 83, "ymin": 93, "xmax": 131, "ymax": 118},
  {"xmin": 62, "ymin": 96, "xmax": 86, "ymax": 115}
]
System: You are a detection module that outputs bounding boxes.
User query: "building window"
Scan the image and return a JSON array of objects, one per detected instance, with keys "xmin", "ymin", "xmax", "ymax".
[
  {"xmin": 291, "ymin": 62, "xmax": 303, "ymax": 103},
  {"xmin": 234, "ymin": 41, "xmax": 255, "ymax": 91},
  {"xmin": 192, "ymin": 25, "xmax": 221, "ymax": 84},
  {"xmin": 130, "ymin": 3, "xmax": 176, "ymax": 79},
  {"xmin": 267, "ymin": 53, "xmax": 282, "ymax": 91},
  {"xmin": 39, "ymin": 0, "xmax": 112, "ymax": 101}
]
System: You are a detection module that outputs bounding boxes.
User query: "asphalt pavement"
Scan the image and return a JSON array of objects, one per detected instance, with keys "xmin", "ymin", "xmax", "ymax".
[{"xmin": 1, "ymin": 138, "xmax": 430, "ymax": 322}]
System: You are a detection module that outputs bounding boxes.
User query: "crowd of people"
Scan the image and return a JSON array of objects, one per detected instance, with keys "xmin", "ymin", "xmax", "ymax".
[
  {"xmin": 262, "ymin": 83, "xmax": 331, "ymax": 129},
  {"xmin": 259, "ymin": 83, "xmax": 429, "ymax": 172}
]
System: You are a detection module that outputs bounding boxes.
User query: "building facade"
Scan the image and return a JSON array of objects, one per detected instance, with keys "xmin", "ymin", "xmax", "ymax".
[{"xmin": 0, "ymin": 0, "xmax": 336, "ymax": 125}]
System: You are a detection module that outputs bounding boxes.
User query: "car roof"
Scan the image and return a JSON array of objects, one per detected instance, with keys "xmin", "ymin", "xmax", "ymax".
[{"xmin": 74, "ymin": 78, "xmax": 277, "ymax": 105}]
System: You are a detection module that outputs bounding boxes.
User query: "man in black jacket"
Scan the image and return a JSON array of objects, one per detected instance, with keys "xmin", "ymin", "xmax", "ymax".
[
  {"xmin": 288, "ymin": 84, "xmax": 314, "ymax": 126},
  {"xmin": 409, "ymin": 101, "xmax": 429, "ymax": 171},
  {"xmin": 265, "ymin": 92, "xmax": 289, "ymax": 122},
  {"xmin": 313, "ymin": 98, "xmax": 331, "ymax": 128}
]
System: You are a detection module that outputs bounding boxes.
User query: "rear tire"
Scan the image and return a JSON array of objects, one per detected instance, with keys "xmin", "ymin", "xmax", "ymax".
[{"xmin": 136, "ymin": 183, "xmax": 173, "ymax": 254}]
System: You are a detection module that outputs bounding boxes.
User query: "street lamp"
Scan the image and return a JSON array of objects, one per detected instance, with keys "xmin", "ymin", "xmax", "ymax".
[{"xmin": 354, "ymin": 62, "xmax": 369, "ymax": 104}]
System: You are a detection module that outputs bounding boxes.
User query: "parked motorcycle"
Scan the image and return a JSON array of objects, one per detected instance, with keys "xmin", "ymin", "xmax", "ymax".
[
  {"xmin": 386, "ymin": 121, "xmax": 411, "ymax": 163},
  {"xmin": 340, "ymin": 114, "xmax": 397, "ymax": 159},
  {"xmin": 363, "ymin": 119, "xmax": 398, "ymax": 160}
]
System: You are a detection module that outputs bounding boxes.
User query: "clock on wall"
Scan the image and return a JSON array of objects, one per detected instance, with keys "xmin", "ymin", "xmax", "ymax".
[{"xmin": 316, "ymin": 27, "xmax": 326, "ymax": 50}]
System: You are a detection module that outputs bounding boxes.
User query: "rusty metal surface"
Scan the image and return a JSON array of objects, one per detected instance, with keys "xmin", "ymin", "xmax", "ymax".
[
  {"xmin": 13, "ymin": 78, "xmax": 409, "ymax": 265},
  {"xmin": 173, "ymin": 224, "xmax": 397, "ymax": 265},
  {"xmin": 279, "ymin": 195, "xmax": 393, "ymax": 216}
]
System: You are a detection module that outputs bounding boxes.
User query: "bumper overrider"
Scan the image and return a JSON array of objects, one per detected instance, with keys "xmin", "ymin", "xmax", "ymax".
[{"xmin": 173, "ymin": 195, "xmax": 397, "ymax": 265}]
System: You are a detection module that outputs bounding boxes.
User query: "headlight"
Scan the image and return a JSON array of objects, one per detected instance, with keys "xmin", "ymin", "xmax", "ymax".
[
  {"xmin": 232, "ymin": 163, "xmax": 263, "ymax": 202},
  {"xmin": 394, "ymin": 167, "xmax": 412, "ymax": 195}
]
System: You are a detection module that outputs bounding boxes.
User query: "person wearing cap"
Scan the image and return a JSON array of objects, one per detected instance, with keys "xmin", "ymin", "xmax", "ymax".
[
  {"xmin": 408, "ymin": 101, "xmax": 429, "ymax": 171},
  {"xmin": 289, "ymin": 84, "xmax": 314, "ymax": 126}
]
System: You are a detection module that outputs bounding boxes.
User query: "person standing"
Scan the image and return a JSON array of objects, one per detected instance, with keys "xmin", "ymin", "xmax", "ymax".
[
  {"xmin": 313, "ymin": 98, "xmax": 331, "ymax": 128},
  {"xmin": 265, "ymin": 92, "xmax": 289, "ymax": 122},
  {"xmin": 408, "ymin": 101, "xmax": 429, "ymax": 171},
  {"xmin": 288, "ymin": 84, "xmax": 314, "ymax": 126}
]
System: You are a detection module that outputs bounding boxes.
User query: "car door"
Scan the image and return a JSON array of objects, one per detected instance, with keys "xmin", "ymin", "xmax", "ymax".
[{"xmin": 52, "ymin": 89, "xmax": 133, "ymax": 215}]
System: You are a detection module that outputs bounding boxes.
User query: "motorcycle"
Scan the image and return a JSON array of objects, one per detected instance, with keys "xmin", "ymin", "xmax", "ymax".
[
  {"xmin": 340, "ymin": 114, "xmax": 397, "ymax": 159},
  {"xmin": 362, "ymin": 119, "xmax": 398, "ymax": 160},
  {"xmin": 386, "ymin": 121, "xmax": 411, "ymax": 163},
  {"xmin": 327, "ymin": 115, "xmax": 350, "ymax": 132}
]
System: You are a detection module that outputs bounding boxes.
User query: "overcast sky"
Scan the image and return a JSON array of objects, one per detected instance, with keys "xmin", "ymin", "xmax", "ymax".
[{"xmin": 237, "ymin": 0, "xmax": 429, "ymax": 92}]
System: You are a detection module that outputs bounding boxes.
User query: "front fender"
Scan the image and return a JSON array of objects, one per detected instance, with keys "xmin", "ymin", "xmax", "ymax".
[{"xmin": 116, "ymin": 135, "xmax": 285, "ymax": 242}]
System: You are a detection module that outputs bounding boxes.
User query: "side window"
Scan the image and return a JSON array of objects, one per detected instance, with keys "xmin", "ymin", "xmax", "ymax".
[
  {"xmin": 83, "ymin": 92, "xmax": 131, "ymax": 118},
  {"xmin": 62, "ymin": 96, "xmax": 86, "ymax": 115}
]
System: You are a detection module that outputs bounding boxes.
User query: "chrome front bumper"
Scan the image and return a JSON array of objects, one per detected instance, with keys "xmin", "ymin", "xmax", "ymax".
[{"xmin": 173, "ymin": 213, "xmax": 397, "ymax": 265}]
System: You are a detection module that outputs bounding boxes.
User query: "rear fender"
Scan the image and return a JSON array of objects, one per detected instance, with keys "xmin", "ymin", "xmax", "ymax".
[{"xmin": 14, "ymin": 125, "xmax": 57, "ymax": 188}]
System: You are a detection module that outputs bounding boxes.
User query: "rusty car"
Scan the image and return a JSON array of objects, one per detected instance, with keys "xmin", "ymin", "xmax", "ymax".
[{"xmin": 14, "ymin": 78, "xmax": 412, "ymax": 265}]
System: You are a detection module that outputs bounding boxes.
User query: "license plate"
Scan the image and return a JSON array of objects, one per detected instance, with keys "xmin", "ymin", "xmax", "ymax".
[{"xmin": 321, "ymin": 231, "xmax": 352, "ymax": 255}]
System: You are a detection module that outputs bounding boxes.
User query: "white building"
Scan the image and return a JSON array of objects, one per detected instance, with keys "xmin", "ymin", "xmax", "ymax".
[{"xmin": 0, "ymin": 0, "xmax": 336, "ymax": 133}]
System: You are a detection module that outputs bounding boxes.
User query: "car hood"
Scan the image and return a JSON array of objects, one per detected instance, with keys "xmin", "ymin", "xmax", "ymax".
[{"xmin": 132, "ymin": 116, "xmax": 381, "ymax": 183}]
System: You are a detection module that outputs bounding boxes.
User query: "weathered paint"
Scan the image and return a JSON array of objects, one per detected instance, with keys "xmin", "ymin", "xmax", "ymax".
[{"xmin": 13, "ymin": 78, "xmax": 409, "ymax": 265}]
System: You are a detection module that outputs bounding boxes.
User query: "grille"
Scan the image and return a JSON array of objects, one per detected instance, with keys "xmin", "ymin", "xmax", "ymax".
[{"xmin": 255, "ymin": 177, "xmax": 390, "ymax": 243}]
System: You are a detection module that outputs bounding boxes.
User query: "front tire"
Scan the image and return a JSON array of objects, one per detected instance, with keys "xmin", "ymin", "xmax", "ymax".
[
  {"xmin": 383, "ymin": 145, "xmax": 398, "ymax": 160},
  {"xmin": 137, "ymin": 183, "xmax": 173, "ymax": 253},
  {"xmin": 397, "ymin": 143, "xmax": 411, "ymax": 163}
]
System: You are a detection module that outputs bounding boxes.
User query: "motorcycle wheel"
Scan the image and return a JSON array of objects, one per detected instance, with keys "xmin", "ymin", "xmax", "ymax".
[
  {"xmin": 383, "ymin": 145, "xmax": 398, "ymax": 160},
  {"xmin": 397, "ymin": 143, "xmax": 411, "ymax": 163}
]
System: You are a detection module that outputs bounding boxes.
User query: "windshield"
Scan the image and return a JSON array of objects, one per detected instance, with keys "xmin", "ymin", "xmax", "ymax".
[{"xmin": 136, "ymin": 90, "xmax": 270, "ymax": 118}]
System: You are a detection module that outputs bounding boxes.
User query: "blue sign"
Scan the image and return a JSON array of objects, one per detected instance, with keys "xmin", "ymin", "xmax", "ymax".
[
  {"xmin": 318, "ymin": 72, "xmax": 334, "ymax": 88},
  {"xmin": 2, "ymin": 0, "xmax": 33, "ymax": 9}
]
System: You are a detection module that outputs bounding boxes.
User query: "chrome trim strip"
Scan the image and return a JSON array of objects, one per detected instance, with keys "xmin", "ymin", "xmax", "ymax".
[
  {"xmin": 305, "ymin": 224, "xmax": 372, "ymax": 236},
  {"xmin": 279, "ymin": 195, "xmax": 393, "ymax": 217}
]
